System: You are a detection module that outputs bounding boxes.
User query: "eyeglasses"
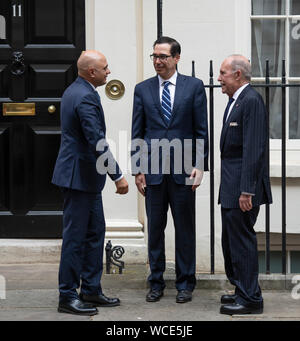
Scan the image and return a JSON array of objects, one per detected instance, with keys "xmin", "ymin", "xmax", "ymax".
[{"xmin": 150, "ymin": 54, "xmax": 172, "ymax": 61}]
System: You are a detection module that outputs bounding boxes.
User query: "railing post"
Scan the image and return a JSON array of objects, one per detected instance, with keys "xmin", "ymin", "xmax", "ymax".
[
  {"xmin": 192, "ymin": 60, "xmax": 195, "ymax": 78},
  {"xmin": 190, "ymin": 59, "xmax": 300, "ymax": 276},
  {"xmin": 209, "ymin": 60, "xmax": 215, "ymax": 274},
  {"xmin": 157, "ymin": 0, "xmax": 163, "ymax": 39},
  {"xmin": 281, "ymin": 60, "xmax": 287, "ymax": 275},
  {"xmin": 265, "ymin": 60, "xmax": 271, "ymax": 274}
]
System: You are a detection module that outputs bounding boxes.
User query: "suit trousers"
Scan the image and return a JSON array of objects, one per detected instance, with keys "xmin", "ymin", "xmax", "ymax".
[
  {"xmin": 58, "ymin": 188, "xmax": 105, "ymax": 301},
  {"xmin": 221, "ymin": 206, "xmax": 263, "ymax": 306},
  {"xmin": 145, "ymin": 175, "xmax": 196, "ymax": 292}
]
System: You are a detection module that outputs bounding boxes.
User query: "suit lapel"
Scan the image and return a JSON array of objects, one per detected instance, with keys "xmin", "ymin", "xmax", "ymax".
[
  {"xmin": 169, "ymin": 73, "xmax": 186, "ymax": 127},
  {"xmin": 149, "ymin": 76, "xmax": 168, "ymax": 127},
  {"xmin": 77, "ymin": 76, "xmax": 106, "ymax": 133},
  {"xmin": 220, "ymin": 85, "xmax": 251, "ymax": 151},
  {"xmin": 220, "ymin": 100, "xmax": 240, "ymax": 150},
  {"xmin": 148, "ymin": 73, "xmax": 187, "ymax": 128}
]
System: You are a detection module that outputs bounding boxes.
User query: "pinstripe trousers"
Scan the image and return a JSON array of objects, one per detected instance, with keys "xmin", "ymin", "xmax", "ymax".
[{"xmin": 221, "ymin": 206, "xmax": 263, "ymax": 306}]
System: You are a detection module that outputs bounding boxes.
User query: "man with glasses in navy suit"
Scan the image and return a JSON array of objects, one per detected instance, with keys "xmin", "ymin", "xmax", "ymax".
[
  {"xmin": 218, "ymin": 55, "xmax": 272, "ymax": 315},
  {"xmin": 131, "ymin": 37, "xmax": 209, "ymax": 304}
]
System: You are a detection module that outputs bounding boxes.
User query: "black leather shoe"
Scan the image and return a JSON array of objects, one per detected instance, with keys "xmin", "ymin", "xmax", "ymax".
[
  {"xmin": 58, "ymin": 298, "xmax": 98, "ymax": 316},
  {"xmin": 176, "ymin": 290, "xmax": 192, "ymax": 303},
  {"xmin": 79, "ymin": 293, "xmax": 120, "ymax": 307},
  {"xmin": 146, "ymin": 289, "xmax": 164, "ymax": 302},
  {"xmin": 221, "ymin": 294, "xmax": 238, "ymax": 304},
  {"xmin": 220, "ymin": 303, "xmax": 263, "ymax": 315}
]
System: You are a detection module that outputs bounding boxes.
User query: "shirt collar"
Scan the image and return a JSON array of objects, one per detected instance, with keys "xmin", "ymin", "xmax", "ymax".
[
  {"xmin": 232, "ymin": 83, "xmax": 249, "ymax": 101},
  {"xmin": 158, "ymin": 71, "xmax": 178, "ymax": 87},
  {"xmin": 78, "ymin": 76, "xmax": 97, "ymax": 91},
  {"xmin": 87, "ymin": 80, "xmax": 97, "ymax": 91}
]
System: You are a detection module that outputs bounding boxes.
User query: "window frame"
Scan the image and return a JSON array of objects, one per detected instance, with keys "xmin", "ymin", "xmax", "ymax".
[{"xmin": 249, "ymin": 1, "xmax": 300, "ymax": 175}]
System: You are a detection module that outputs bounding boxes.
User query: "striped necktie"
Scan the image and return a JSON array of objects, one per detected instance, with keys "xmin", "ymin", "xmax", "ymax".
[{"xmin": 161, "ymin": 81, "xmax": 172, "ymax": 122}]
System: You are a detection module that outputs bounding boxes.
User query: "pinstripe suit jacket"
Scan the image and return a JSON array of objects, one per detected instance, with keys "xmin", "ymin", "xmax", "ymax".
[{"xmin": 218, "ymin": 84, "xmax": 272, "ymax": 208}]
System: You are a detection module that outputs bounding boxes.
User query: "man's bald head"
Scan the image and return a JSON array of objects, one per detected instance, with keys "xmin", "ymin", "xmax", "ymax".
[{"xmin": 77, "ymin": 50, "xmax": 110, "ymax": 87}]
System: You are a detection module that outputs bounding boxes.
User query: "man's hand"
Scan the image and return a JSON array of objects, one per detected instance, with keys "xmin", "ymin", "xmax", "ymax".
[
  {"xmin": 115, "ymin": 177, "xmax": 129, "ymax": 194},
  {"xmin": 189, "ymin": 168, "xmax": 204, "ymax": 191},
  {"xmin": 135, "ymin": 173, "xmax": 146, "ymax": 196},
  {"xmin": 239, "ymin": 194, "xmax": 252, "ymax": 212}
]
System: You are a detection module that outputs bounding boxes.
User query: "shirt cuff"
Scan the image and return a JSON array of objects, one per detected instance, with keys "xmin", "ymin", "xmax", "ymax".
[
  {"xmin": 114, "ymin": 175, "xmax": 124, "ymax": 182},
  {"xmin": 241, "ymin": 192, "xmax": 255, "ymax": 196}
]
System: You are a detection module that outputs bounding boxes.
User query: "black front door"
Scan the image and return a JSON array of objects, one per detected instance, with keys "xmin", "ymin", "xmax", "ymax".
[{"xmin": 0, "ymin": 0, "xmax": 85, "ymax": 237}]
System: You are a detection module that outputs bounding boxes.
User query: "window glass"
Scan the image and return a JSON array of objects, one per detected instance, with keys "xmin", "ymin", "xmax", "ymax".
[
  {"xmin": 289, "ymin": 84, "xmax": 300, "ymax": 139},
  {"xmin": 253, "ymin": 82, "xmax": 282, "ymax": 139},
  {"xmin": 291, "ymin": 251, "xmax": 300, "ymax": 273},
  {"xmin": 251, "ymin": 2, "xmax": 300, "ymax": 144},
  {"xmin": 252, "ymin": 19, "xmax": 285, "ymax": 77},
  {"xmin": 290, "ymin": 18, "xmax": 300, "ymax": 77},
  {"xmin": 252, "ymin": 0, "xmax": 285, "ymax": 15},
  {"xmin": 291, "ymin": 0, "xmax": 300, "ymax": 15},
  {"xmin": 0, "ymin": 15, "xmax": 5, "ymax": 40},
  {"xmin": 258, "ymin": 251, "xmax": 285, "ymax": 273}
]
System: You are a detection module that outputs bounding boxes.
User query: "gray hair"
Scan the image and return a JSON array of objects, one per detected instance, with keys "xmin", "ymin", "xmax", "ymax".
[{"xmin": 229, "ymin": 54, "xmax": 252, "ymax": 81}]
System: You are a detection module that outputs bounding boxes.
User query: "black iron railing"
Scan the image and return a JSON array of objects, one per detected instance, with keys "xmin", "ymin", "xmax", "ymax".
[
  {"xmin": 198, "ymin": 59, "xmax": 300, "ymax": 275},
  {"xmin": 156, "ymin": 0, "xmax": 300, "ymax": 275}
]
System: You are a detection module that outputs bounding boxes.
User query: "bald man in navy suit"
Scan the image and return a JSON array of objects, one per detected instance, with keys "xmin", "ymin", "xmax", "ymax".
[
  {"xmin": 218, "ymin": 55, "xmax": 272, "ymax": 315},
  {"xmin": 52, "ymin": 50, "xmax": 128, "ymax": 316}
]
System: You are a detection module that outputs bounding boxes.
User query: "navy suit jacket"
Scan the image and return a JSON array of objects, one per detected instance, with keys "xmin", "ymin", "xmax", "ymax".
[
  {"xmin": 52, "ymin": 76, "xmax": 122, "ymax": 193},
  {"xmin": 131, "ymin": 73, "xmax": 209, "ymax": 185},
  {"xmin": 218, "ymin": 84, "xmax": 272, "ymax": 208}
]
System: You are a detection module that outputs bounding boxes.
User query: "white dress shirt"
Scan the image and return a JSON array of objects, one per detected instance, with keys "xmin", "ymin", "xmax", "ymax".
[
  {"xmin": 158, "ymin": 71, "xmax": 204, "ymax": 186},
  {"xmin": 158, "ymin": 71, "xmax": 178, "ymax": 110},
  {"xmin": 225, "ymin": 83, "xmax": 249, "ymax": 122}
]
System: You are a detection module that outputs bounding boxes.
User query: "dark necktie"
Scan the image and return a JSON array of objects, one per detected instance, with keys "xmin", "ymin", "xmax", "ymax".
[
  {"xmin": 161, "ymin": 81, "xmax": 172, "ymax": 122},
  {"xmin": 223, "ymin": 97, "xmax": 235, "ymax": 125}
]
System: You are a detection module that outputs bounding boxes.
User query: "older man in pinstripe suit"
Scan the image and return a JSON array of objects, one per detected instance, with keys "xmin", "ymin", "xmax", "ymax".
[{"xmin": 217, "ymin": 55, "xmax": 272, "ymax": 315}]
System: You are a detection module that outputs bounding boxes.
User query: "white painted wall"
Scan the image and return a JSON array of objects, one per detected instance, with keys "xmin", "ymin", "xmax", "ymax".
[
  {"xmin": 87, "ymin": 0, "xmax": 300, "ymax": 272},
  {"xmin": 151, "ymin": 0, "xmax": 252, "ymax": 272},
  {"xmin": 91, "ymin": 0, "xmax": 139, "ymax": 221}
]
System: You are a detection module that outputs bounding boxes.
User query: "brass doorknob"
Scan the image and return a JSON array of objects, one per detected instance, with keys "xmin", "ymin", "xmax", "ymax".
[{"xmin": 48, "ymin": 105, "xmax": 56, "ymax": 114}]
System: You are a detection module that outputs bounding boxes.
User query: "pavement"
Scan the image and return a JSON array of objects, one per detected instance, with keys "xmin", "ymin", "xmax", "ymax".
[{"xmin": 0, "ymin": 263, "xmax": 299, "ymax": 323}]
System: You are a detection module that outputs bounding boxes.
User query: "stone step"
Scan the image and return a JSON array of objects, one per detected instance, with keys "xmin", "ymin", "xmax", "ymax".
[
  {"xmin": 0, "ymin": 263, "xmax": 296, "ymax": 292},
  {"xmin": 0, "ymin": 238, "xmax": 147, "ymax": 264}
]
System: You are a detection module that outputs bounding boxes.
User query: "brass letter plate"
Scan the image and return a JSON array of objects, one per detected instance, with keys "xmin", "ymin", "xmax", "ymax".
[{"xmin": 3, "ymin": 103, "xmax": 36, "ymax": 116}]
